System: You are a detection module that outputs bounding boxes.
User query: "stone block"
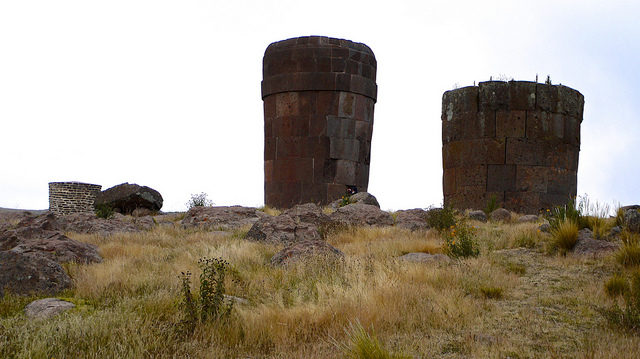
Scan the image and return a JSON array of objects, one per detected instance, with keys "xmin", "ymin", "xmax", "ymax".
[
  {"xmin": 326, "ymin": 116, "xmax": 356, "ymax": 139},
  {"xmin": 355, "ymin": 120, "xmax": 370, "ymax": 141},
  {"xmin": 564, "ymin": 115, "xmax": 580, "ymax": 146},
  {"xmin": 536, "ymin": 84, "xmax": 559, "ymax": 112},
  {"xmin": 338, "ymin": 92, "xmax": 356, "ymax": 118},
  {"xmin": 355, "ymin": 163, "xmax": 370, "ymax": 189},
  {"xmin": 335, "ymin": 160, "xmax": 356, "ymax": 184},
  {"xmin": 546, "ymin": 168, "xmax": 577, "ymax": 195},
  {"xmin": 276, "ymin": 137, "xmax": 304, "ymax": 158},
  {"xmin": 506, "ymin": 138, "xmax": 544, "ymax": 166},
  {"xmin": 558, "ymin": 85, "xmax": 584, "ymax": 118},
  {"xmin": 515, "ymin": 165, "xmax": 547, "ymax": 192},
  {"xmin": 264, "ymin": 137, "xmax": 276, "ymax": 160},
  {"xmin": 358, "ymin": 140, "xmax": 371, "ymax": 164},
  {"xmin": 442, "ymin": 86, "xmax": 478, "ymax": 116},
  {"xmin": 275, "ymin": 92, "xmax": 299, "ymax": 117},
  {"xmin": 443, "ymin": 168, "xmax": 456, "ymax": 195},
  {"xmin": 303, "ymin": 137, "xmax": 329, "ymax": 159},
  {"xmin": 508, "ymin": 81, "xmax": 537, "ymax": 110},
  {"xmin": 479, "ymin": 81, "xmax": 510, "ymax": 111},
  {"xmin": 327, "ymin": 183, "xmax": 347, "ymax": 202},
  {"xmin": 316, "ymin": 92, "xmax": 339, "ymax": 114},
  {"xmin": 505, "ymin": 191, "xmax": 540, "ymax": 214},
  {"xmin": 330, "ymin": 138, "xmax": 359, "ymax": 161},
  {"xmin": 456, "ymin": 165, "xmax": 487, "ymax": 187},
  {"xmin": 496, "ymin": 110, "xmax": 526, "ymax": 138},
  {"xmin": 487, "ymin": 164, "xmax": 516, "ymax": 192},
  {"xmin": 273, "ymin": 116, "xmax": 308, "ymax": 137}
]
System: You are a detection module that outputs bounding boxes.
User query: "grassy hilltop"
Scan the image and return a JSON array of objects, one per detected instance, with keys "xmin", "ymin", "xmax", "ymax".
[{"xmin": 1, "ymin": 204, "xmax": 640, "ymax": 358}]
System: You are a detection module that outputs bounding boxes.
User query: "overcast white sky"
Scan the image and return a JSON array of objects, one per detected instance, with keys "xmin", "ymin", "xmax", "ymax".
[{"xmin": 1, "ymin": 0, "xmax": 639, "ymax": 212}]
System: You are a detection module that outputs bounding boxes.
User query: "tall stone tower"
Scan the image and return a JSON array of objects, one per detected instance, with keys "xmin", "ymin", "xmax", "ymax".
[
  {"xmin": 262, "ymin": 36, "xmax": 377, "ymax": 208},
  {"xmin": 442, "ymin": 81, "xmax": 583, "ymax": 213}
]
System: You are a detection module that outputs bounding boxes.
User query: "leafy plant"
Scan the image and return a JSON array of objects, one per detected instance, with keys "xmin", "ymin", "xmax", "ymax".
[
  {"xmin": 179, "ymin": 257, "xmax": 234, "ymax": 332},
  {"xmin": 95, "ymin": 204, "xmax": 114, "ymax": 219},
  {"xmin": 186, "ymin": 192, "xmax": 214, "ymax": 209},
  {"xmin": 426, "ymin": 206, "xmax": 457, "ymax": 232},
  {"xmin": 443, "ymin": 222, "xmax": 479, "ymax": 258},
  {"xmin": 340, "ymin": 194, "xmax": 352, "ymax": 208},
  {"xmin": 335, "ymin": 321, "xmax": 410, "ymax": 359}
]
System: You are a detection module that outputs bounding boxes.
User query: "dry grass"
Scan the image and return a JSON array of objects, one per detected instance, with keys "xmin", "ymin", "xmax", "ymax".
[{"xmin": 1, "ymin": 216, "xmax": 638, "ymax": 358}]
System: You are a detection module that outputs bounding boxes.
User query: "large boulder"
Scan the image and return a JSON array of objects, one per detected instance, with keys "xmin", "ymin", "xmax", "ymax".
[
  {"xmin": 572, "ymin": 229, "xmax": 619, "ymax": 256},
  {"xmin": 181, "ymin": 206, "xmax": 266, "ymax": 230},
  {"xmin": 95, "ymin": 183, "xmax": 163, "ymax": 214},
  {"xmin": 0, "ymin": 251, "xmax": 72, "ymax": 296},
  {"xmin": 625, "ymin": 209, "xmax": 640, "ymax": 233},
  {"xmin": 270, "ymin": 240, "xmax": 344, "ymax": 266},
  {"xmin": 394, "ymin": 209, "xmax": 429, "ymax": 231},
  {"xmin": 329, "ymin": 203, "xmax": 394, "ymax": 227},
  {"xmin": 246, "ymin": 214, "xmax": 321, "ymax": 244},
  {"xmin": 282, "ymin": 203, "xmax": 333, "ymax": 228},
  {"xmin": 329, "ymin": 192, "xmax": 380, "ymax": 209},
  {"xmin": 490, "ymin": 208, "xmax": 512, "ymax": 222},
  {"xmin": 467, "ymin": 210, "xmax": 488, "ymax": 223},
  {"xmin": 24, "ymin": 298, "xmax": 75, "ymax": 319},
  {"xmin": 10, "ymin": 232, "xmax": 102, "ymax": 265}
]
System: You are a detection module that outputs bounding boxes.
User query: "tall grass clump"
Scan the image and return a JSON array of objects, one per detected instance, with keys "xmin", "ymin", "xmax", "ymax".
[
  {"xmin": 545, "ymin": 197, "xmax": 585, "ymax": 231},
  {"xmin": 602, "ymin": 271, "xmax": 640, "ymax": 331},
  {"xmin": 336, "ymin": 321, "xmax": 411, "ymax": 359},
  {"xmin": 616, "ymin": 231, "xmax": 640, "ymax": 267},
  {"xmin": 549, "ymin": 218, "xmax": 579, "ymax": 255}
]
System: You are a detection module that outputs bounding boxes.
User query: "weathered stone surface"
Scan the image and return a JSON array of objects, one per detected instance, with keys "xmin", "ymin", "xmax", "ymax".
[
  {"xmin": 246, "ymin": 214, "xmax": 321, "ymax": 244},
  {"xmin": 621, "ymin": 205, "xmax": 640, "ymax": 212},
  {"xmin": 329, "ymin": 203, "xmax": 393, "ymax": 227},
  {"xmin": 95, "ymin": 183, "xmax": 163, "ymax": 214},
  {"xmin": 10, "ymin": 232, "xmax": 101, "ymax": 265},
  {"xmin": 0, "ymin": 251, "xmax": 72, "ymax": 296},
  {"xmin": 517, "ymin": 215, "xmax": 539, "ymax": 223},
  {"xmin": 270, "ymin": 240, "xmax": 344, "ymax": 266},
  {"xmin": 539, "ymin": 221, "xmax": 551, "ymax": 233},
  {"xmin": 348, "ymin": 192, "xmax": 380, "ymax": 207},
  {"xmin": 442, "ymin": 81, "xmax": 583, "ymax": 214},
  {"xmin": 398, "ymin": 252, "xmax": 451, "ymax": 263},
  {"xmin": 25, "ymin": 298, "xmax": 75, "ymax": 319},
  {"xmin": 490, "ymin": 208, "xmax": 512, "ymax": 222},
  {"xmin": 181, "ymin": 206, "xmax": 266, "ymax": 231},
  {"xmin": 468, "ymin": 210, "xmax": 488, "ymax": 223},
  {"xmin": 394, "ymin": 209, "xmax": 429, "ymax": 231},
  {"xmin": 572, "ymin": 229, "xmax": 619, "ymax": 256},
  {"xmin": 625, "ymin": 209, "xmax": 640, "ymax": 233},
  {"xmin": 263, "ymin": 36, "xmax": 377, "ymax": 208}
]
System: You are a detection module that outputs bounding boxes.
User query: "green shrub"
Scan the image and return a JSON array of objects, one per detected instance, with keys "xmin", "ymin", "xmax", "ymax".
[
  {"xmin": 545, "ymin": 197, "xmax": 585, "ymax": 231},
  {"xmin": 426, "ymin": 206, "xmax": 457, "ymax": 232},
  {"xmin": 186, "ymin": 192, "xmax": 214, "ymax": 209},
  {"xmin": 337, "ymin": 321, "xmax": 411, "ymax": 359},
  {"xmin": 179, "ymin": 257, "xmax": 234, "ymax": 332},
  {"xmin": 484, "ymin": 195, "xmax": 498, "ymax": 215},
  {"xmin": 95, "ymin": 204, "xmax": 114, "ymax": 219},
  {"xmin": 605, "ymin": 273, "xmax": 629, "ymax": 298},
  {"xmin": 615, "ymin": 206, "xmax": 626, "ymax": 227},
  {"xmin": 549, "ymin": 218, "xmax": 579, "ymax": 255},
  {"xmin": 443, "ymin": 222, "xmax": 479, "ymax": 258}
]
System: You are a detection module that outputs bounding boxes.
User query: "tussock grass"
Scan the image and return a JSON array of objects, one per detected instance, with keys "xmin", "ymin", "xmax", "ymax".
[
  {"xmin": 550, "ymin": 218, "xmax": 579, "ymax": 255},
  {"xmin": 1, "ymin": 216, "xmax": 639, "ymax": 358}
]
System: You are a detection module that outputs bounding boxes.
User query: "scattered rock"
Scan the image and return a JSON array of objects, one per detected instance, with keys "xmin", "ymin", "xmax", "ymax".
[
  {"xmin": 573, "ymin": 229, "xmax": 619, "ymax": 256},
  {"xmin": 539, "ymin": 221, "xmax": 551, "ymax": 233},
  {"xmin": 625, "ymin": 209, "xmax": 640, "ymax": 233},
  {"xmin": 282, "ymin": 203, "xmax": 333, "ymax": 228},
  {"xmin": 24, "ymin": 298, "xmax": 75, "ymax": 319},
  {"xmin": 224, "ymin": 294, "xmax": 249, "ymax": 305},
  {"xmin": 609, "ymin": 226, "xmax": 622, "ymax": 238},
  {"xmin": 517, "ymin": 215, "xmax": 539, "ymax": 223},
  {"xmin": 621, "ymin": 205, "xmax": 640, "ymax": 212},
  {"xmin": 348, "ymin": 192, "xmax": 380, "ymax": 208},
  {"xmin": 0, "ymin": 251, "xmax": 72, "ymax": 296},
  {"xmin": 398, "ymin": 252, "xmax": 451, "ymax": 263},
  {"xmin": 468, "ymin": 210, "xmax": 488, "ymax": 223},
  {"xmin": 57, "ymin": 212, "xmax": 144, "ymax": 235},
  {"xmin": 246, "ymin": 214, "xmax": 321, "ymax": 244},
  {"xmin": 270, "ymin": 240, "xmax": 344, "ymax": 266},
  {"xmin": 95, "ymin": 183, "xmax": 163, "ymax": 214},
  {"xmin": 490, "ymin": 208, "xmax": 512, "ymax": 222},
  {"xmin": 394, "ymin": 209, "xmax": 429, "ymax": 231},
  {"xmin": 132, "ymin": 208, "xmax": 155, "ymax": 217},
  {"xmin": 329, "ymin": 203, "xmax": 394, "ymax": 227},
  {"xmin": 181, "ymin": 206, "xmax": 266, "ymax": 231}
]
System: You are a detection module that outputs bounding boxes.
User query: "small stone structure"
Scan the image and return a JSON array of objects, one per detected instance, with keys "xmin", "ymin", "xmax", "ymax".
[
  {"xmin": 442, "ymin": 81, "xmax": 583, "ymax": 213},
  {"xmin": 48, "ymin": 182, "xmax": 102, "ymax": 215},
  {"xmin": 262, "ymin": 36, "xmax": 377, "ymax": 208}
]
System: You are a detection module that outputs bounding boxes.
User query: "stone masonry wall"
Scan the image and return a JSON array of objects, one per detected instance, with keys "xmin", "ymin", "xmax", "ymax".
[
  {"xmin": 49, "ymin": 182, "xmax": 102, "ymax": 215},
  {"xmin": 262, "ymin": 36, "xmax": 377, "ymax": 208},
  {"xmin": 442, "ymin": 81, "xmax": 584, "ymax": 213}
]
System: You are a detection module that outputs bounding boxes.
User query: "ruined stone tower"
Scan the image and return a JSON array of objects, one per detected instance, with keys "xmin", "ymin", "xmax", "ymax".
[
  {"xmin": 262, "ymin": 36, "xmax": 377, "ymax": 208},
  {"xmin": 442, "ymin": 81, "xmax": 583, "ymax": 213},
  {"xmin": 49, "ymin": 181, "xmax": 102, "ymax": 215}
]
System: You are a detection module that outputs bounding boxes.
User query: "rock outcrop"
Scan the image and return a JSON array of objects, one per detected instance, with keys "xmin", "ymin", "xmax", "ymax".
[
  {"xmin": 394, "ymin": 209, "xmax": 429, "ymax": 231},
  {"xmin": 24, "ymin": 298, "xmax": 75, "ymax": 319},
  {"xmin": 329, "ymin": 203, "xmax": 394, "ymax": 227},
  {"xmin": 95, "ymin": 183, "xmax": 163, "ymax": 214},
  {"xmin": 270, "ymin": 240, "xmax": 344, "ymax": 266},
  {"xmin": 0, "ymin": 251, "xmax": 72, "ymax": 296},
  {"xmin": 181, "ymin": 206, "xmax": 266, "ymax": 231}
]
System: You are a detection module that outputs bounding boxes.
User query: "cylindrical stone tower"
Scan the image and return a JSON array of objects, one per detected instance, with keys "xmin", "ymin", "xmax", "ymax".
[
  {"xmin": 442, "ymin": 81, "xmax": 583, "ymax": 213},
  {"xmin": 262, "ymin": 36, "xmax": 377, "ymax": 208},
  {"xmin": 49, "ymin": 181, "xmax": 102, "ymax": 215}
]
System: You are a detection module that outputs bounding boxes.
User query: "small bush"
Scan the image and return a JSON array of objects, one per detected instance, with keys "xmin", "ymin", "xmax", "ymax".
[
  {"xmin": 179, "ymin": 257, "xmax": 234, "ymax": 332},
  {"xmin": 480, "ymin": 286, "xmax": 503, "ymax": 299},
  {"xmin": 602, "ymin": 271, "xmax": 640, "ymax": 331},
  {"xmin": 615, "ymin": 206, "xmax": 626, "ymax": 227},
  {"xmin": 337, "ymin": 321, "xmax": 411, "ymax": 359},
  {"xmin": 443, "ymin": 222, "xmax": 479, "ymax": 258},
  {"xmin": 616, "ymin": 243, "xmax": 640, "ymax": 267},
  {"xmin": 95, "ymin": 204, "xmax": 114, "ymax": 219},
  {"xmin": 426, "ymin": 206, "xmax": 457, "ymax": 232},
  {"xmin": 605, "ymin": 274, "xmax": 629, "ymax": 298},
  {"xmin": 545, "ymin": 197, "xmax": 585, "ymax": 231},
  {"xmin": 186, "ymin": 192, "xmax": 214, "ymax": 209},
  {"xmin": 550, "ymin": 218, "xmax": 579, "ymax": 255}
]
